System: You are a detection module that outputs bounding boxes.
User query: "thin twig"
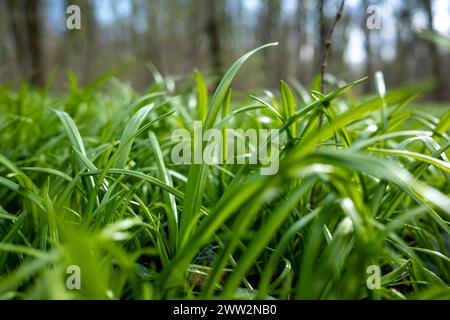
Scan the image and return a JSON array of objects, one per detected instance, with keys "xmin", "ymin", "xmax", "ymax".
[
  {"xmin": 310, "ymin": 0, "xmax": 346, "ymax": 210},
  {"xmin": 320, "ymin": 0, "xmax": 346, "ymax": 93}
]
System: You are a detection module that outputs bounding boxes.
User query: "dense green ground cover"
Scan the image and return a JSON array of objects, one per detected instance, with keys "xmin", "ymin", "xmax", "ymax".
[{"xmin": 0, "ymin": 44, "xmax": 449, "ymax": 299}]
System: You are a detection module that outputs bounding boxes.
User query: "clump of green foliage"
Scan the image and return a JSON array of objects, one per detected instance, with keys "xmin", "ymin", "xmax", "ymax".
[{"xmin": 0, "ymin": 44, "xmax": 449, "ymax": 299}]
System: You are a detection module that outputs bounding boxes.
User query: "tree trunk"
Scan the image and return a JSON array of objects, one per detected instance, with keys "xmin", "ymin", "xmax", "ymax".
[
  {"xmin": 317, "ymin": 0, "xmax": 326, "ymax": 77},
  {"xmin": 25, "ymin": 0, "xmax": 44, "ymax": 87},
  {"xmin": 422, "ymin": 0, "xmax": 445, "ymax": 100},
  {"xmin": 362, "ymin": 0, "xmax": 374, "ymax": 93},
  {"xmin": 82, "ymin": 0, "xmax": 97, "ymax": 84},
  {"xmin": 294, "ymin": 0, "xmax": 304, "ymax": 82},
  {"xmin": 6, "ymin": 0, "xmax": 29, "ymax": 80},
  {"xmin": 259, "ymin": 0, "xmax": 281, "ymax": 87},
  {"xmin": 205, "ymin": 0, "xmax": 222, "ymax": 79}
]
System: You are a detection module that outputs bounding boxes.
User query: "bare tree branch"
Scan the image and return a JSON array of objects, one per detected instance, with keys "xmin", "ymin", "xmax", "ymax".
[
  {"xmin": 310, "ymin": 0, "xmax": 346, "ymax": 210},
  {"xmin": 320, "ymin": 0, "xmax": 346, "ymax": 93}
]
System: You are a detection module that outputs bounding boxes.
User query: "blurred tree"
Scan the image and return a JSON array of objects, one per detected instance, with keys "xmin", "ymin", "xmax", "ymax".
[
  {"xmin": 318, "ymin": 0, "xmax": 326, "ymax": 73},
  {"xmin": 0, "ymin": 0, "xmax": 447, "ymax": 101},
  {"xmin": 145, "ymin": 0, "xmax": 166, "ymax": 74},
  {"xmin": 60, "ymin": 0, "xmax": 97, "ymax": 85},
  {"xmin": 421, "ymin": 0, "xmax": 446, "ymax": 100},
  {"xmin": 6, "ymin": 0, "xmax": 29, "ymax": 79},
  {"xmin": 205, "ymin": 0, "xmax": 223, "ymax": 78},
  {"xmin": 83, "ymin": 0, "xmax": 97, "ymax": 82},
  {"xmin": 25, "ymin": 0, "xmax": 44, "ymax": 86},
  {"xmin": 362, "ymin": 0, "xmax": 374, "ymax": 93},
  {"xmin": 293, "ymin": 0, "xmax": 305, "ymax": 82},
  {"xmin": 394, "ymin": 3, "xmax": 410, "ymax": 86},
  {"xmin": 259, "ymin": 0, "xmax": 282, "ymax": 87}
]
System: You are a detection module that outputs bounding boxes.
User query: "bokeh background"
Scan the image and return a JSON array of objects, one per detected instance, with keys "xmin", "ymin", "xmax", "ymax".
[{"xmin": 1, "ymin": 0, "xmax": 449, "ymax": 99}]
